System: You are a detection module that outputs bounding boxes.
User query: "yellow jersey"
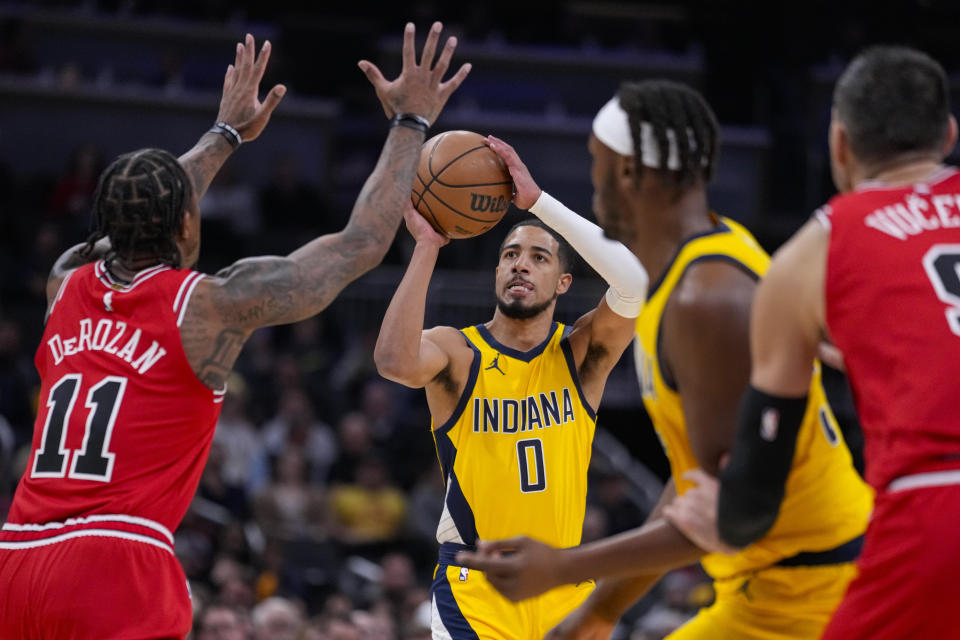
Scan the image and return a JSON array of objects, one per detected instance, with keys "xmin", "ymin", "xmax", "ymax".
[
  {"xmin": 432, "ymin": 322, "xmax": 596, "ymax": 549},
  {"xmin": 634, "ymin": 217, "xmax": 872, "ymax": 579}
]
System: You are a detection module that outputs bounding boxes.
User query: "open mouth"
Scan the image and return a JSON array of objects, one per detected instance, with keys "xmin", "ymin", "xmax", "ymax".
[{"xmin": 506, "ymin": 279, "xmax": 534, "ymax": 295}]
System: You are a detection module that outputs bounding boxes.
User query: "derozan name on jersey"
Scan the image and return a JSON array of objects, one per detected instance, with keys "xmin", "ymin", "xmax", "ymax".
[
  {"xmin": 864, "ymin": 191, "xmax": 960, "ymax": 240},
  {"xmin": 47, "ymin": 318, "xmax": 167, "ymax": 374}
]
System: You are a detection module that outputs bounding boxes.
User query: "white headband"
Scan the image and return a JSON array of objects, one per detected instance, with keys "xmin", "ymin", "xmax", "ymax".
[{"xmin": 591, "ymin": 96, "xmax": 691, "ymax": 170}]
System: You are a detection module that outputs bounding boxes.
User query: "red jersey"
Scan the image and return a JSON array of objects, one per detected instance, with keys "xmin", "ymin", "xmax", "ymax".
[
  {"xmin": 1, "ymin": 260, "xmax": 223, "ymax": 552},
  {"xmin": 822, "ymin": 166, "xmax": 960, "ymax": 491}
]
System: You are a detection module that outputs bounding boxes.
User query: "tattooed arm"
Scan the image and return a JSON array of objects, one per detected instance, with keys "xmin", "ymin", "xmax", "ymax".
[{"xmin": 180, "ymin": 21, "xmax": 471, "ymax": 389}]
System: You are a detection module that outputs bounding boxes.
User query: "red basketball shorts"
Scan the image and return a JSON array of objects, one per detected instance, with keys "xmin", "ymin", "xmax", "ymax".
[
  {"xmin": 0, "ymin": 534, "xmax": 191, "ymax": 639},
  {"xmin": 821, "ymin": 476, "xmax": 960, "ymax": 640}
]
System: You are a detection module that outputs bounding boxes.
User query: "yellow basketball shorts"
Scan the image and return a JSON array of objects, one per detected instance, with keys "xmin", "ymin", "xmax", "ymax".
[
  {"xmin": 668, "ymin": 562, "xmax": 858, "ymax": 640},
  {"xmin": 429, "ymin": 543, "xmax": 594, "ymax": 640}
]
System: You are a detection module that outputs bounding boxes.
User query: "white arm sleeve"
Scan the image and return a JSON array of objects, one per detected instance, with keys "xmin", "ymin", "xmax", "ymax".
[{"xmin": 529, "ymin": 191, "xmax": 648, "ymax": 318}]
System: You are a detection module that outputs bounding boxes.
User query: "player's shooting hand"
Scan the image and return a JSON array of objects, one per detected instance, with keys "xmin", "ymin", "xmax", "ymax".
[
  {"xmin": 456, "ymin": 536, "xmax": 566, "ymax": 602},
  {"xmin": 663, "ymin": 469, "xmax": 739, "ymax": 555},
  {"xmin": 404, "ymin": 202, "xmax": 449, "ymax": 248},
  {"xmin": 485, "ymin": 135, "xmax": 541, "ymax": 210},
  {"xmin": 216, "ymin": 33, "xmax": 287, "ymax": 142},
  {"xmin": 543, "ymin": 607, "xmax": 615, "ymax": 640},
  {"xmin": 358, "ymin": 21, "xmax": 471, "ymax": 124}
]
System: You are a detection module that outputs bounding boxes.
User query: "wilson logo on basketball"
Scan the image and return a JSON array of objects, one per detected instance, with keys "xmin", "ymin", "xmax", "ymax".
[{"xmin": 470, "ymin": 194, "xmax": 509, "ymax": 213}]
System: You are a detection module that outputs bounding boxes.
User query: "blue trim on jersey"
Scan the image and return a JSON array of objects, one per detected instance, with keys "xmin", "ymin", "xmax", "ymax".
[
  {"xmin": 655, "ymin": 253, "xmax": 760, "ymax": 392},
  {"xmin": 435, "ymin": 337, "xmax": 482, "ymax": 436},
  {"xmin": 431, "ymin": 564, "xmax": 481, "ymax": 640},
  {"xmin": 444, "ymin": 467, "xmax": 479, "ymax": 545},
  {"xmin": 646, "ymin": 221, "xmax": 731, "ymax": 301},
  {"xmin": 560, "ymin": 336, "xmax": 597, "ymax": 422},
  {"xmin": 473, "ymin": 322, "xmax": 558, "ymax": 362}
]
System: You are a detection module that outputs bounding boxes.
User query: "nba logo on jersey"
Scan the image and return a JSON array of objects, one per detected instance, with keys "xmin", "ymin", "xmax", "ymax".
[
  {"xmin": 459, "ymin": 567, "xmax": 469, "ymax": 582},
  {"xmin": 761, "ymin": 408, "xmax": 779, "ymax": 441}
]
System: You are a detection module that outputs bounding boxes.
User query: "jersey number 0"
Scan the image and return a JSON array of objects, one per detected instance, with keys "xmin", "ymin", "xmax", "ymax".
[{"xmin": 31, "ymin": 374, "xmax": 128, "ymax": 483}]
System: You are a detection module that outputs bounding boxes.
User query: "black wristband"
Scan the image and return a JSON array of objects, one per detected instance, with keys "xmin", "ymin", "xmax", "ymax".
[
  {"xmin": 389, "ymin": 113, "xmax": 430, "ymax": 134},
  {"xmin": 209, "ymin": 122, "xmax": 242, "ymax": 149},
  {"xmin": 718, "ymin": 385, "xmax": 809, "ymax": 548}
]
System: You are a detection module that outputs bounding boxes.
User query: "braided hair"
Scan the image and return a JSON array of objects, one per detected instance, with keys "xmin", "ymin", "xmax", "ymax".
[
  {"xmin": 618, "ymin": 80, "xmax": 719, "ymax": 190},
  {"xmin": 81, "ymin": 148, "xmax": 192, "ymax": 269}
]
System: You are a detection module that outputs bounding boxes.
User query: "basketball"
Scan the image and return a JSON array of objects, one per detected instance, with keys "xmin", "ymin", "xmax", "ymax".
[{"xmin": 412, "ymin": 130, "xmax": 514, "ymax": 239}]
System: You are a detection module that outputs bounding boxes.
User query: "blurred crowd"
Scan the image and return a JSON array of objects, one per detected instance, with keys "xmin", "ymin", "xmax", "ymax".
[
  {"xmin": 1, "ymin": 1, "xmax": 918, "ymax": 637},
  {"xmin": 0, "ymin": 140, "xmax": 713, "ymax": 639}
]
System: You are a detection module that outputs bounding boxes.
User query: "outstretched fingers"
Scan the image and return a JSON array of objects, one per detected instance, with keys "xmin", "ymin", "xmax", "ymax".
[
  {"xmin": 419, "ymin": 21, "xmax": 443, "ymax": 69},
  {"xmin": 260, "ymin": 84, "xmax": 287, "ymax": 116},
  {"xmin": 253, "ymin": 39, "xmax": 272, "ymax": 84},
  {"xmin": 357, "ymin": 60, "xmax": 387, "ymax": 90},
  {"xmin": 432, "ymin": 35, "xmax": 458, "ymax": 80},
  {"xmin": 223, "ymin": 64, "xmax": 237, "ymax": 92},
  {"xmin": 439, "ymin": 62, "xmax": 472, "ymax": 99},
  {"xmin": 401, "ymin": 22, "xmax": 416, "ymax": 69}
]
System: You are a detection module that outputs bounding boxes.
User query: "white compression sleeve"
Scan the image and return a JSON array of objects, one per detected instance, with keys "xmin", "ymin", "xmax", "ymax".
[{"xmin": 529, "ymin": 191, "xmax": 648, "ymax": 318}]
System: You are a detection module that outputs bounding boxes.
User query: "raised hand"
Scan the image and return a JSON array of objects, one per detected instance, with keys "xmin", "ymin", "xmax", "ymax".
[
  {"xmin": 456, "ymin": 536, "xmax": 566, "ymax": 602},
  {"xmin": 358, "ymin": 21, "xmax": 471, "ymax": 124},
  {"xmin": 404, "ymin": 202, "xmax": 449, "ymax": 248},
  {"xmin": 662, "ymin": 469, "xmax": 740, "ymax": 555},
  {"xmin": 216, "ymin": 33, "xmax": 287, "ymax": 142},
  {"xmin": 485, "ymin": 135, "xmax": 541, "ymax": 210}
]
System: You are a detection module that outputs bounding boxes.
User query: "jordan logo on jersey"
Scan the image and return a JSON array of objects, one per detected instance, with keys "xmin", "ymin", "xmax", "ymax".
[{"xmin": 485, "ymin": 353, "xmax": 506, "ymax": 375}]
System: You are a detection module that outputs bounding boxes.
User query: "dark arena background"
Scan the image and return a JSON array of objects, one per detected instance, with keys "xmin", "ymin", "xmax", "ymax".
[{"xmin": 0, "ymin": 1, "xmax": 957, "ymax": 638}]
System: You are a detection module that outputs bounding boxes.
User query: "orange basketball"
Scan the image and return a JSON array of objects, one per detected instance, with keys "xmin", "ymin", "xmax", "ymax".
[{"xmin": 412, "ymin": 130, "xmax": 513, "ymax": 239}]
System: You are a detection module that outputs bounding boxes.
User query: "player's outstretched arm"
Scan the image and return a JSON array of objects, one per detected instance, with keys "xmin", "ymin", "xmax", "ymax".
[
  {"xmin": 374, "ymin": 205, "xmax": 458, "ymax": 388},
  {"xmin": 456, "ymin": 515, "xmax": 703, "ymax": 603},
  {"xmin": 45, "ymin": 34, "xmax": 284, "ymax": 309},
  {"xmin": 545, "ymin": 478, "xmax": 678, "ymax": 639},
  {"xmin": 715, "ymin": 219, "xmax": 826, "ymax": 546},
  {"xmin": 181, "ymin": 22, "xmax": 470, "ymax": 390},
  {"xmin": 485, "ymin": 135, "xmax": 647, "ymax": 408}
]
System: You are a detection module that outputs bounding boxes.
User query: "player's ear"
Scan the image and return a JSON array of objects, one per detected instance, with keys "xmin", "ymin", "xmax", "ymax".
[
  {"xmin": 556, "ymin": 272, "xmax": 572, "ymax": 295},
  {"xmin": 943, "ymin": 115, "xmax": 958, "ymax": 158},
  {"xmin": 178, "ymin": 207, "xmax": 195, "ymax": 241}
]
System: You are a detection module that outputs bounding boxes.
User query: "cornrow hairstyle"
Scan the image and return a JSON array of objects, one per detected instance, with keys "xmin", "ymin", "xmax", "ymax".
[
  {"xmin": 834, "ymin": 46, "xmax": 950, "ymax": 166},
  {"xmin": 81, "ymin": 148, "xmax": 192, "ymax": 269},
  {"xmin": 617, "ymin": 80, "xmax": 720, "ymax": 190},
  {"xmin": 499, "ymin": 218, "xmax": 575, "ymax": 273}
]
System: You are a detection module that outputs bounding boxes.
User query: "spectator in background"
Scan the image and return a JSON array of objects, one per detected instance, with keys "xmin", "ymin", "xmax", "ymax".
[
  {"xmin": 19, "ymin": 224, "xmax": 64, "ymax": 310},
  {"xmin": 197, "ymin": 441, "xmax": 251, "ymax": 522},
  {"xmin": 251, "ymin": 597, "xmax": 303, "ymax": 640},
  {"xmin": 260, "ymin": 388, "xmax": 337, "ymax": 484},
  {"xmin": 329, "ymin": 453, "xmax": 406, "ymax": 548},
  {"xmin": 198, "ymin": 161, "xmax": 261, "ymax": 263},
  {"xmin": 253, "ymin": 447, "xmax": 326, "ymax": 543},
  {"xmin": 48, "ymin": 143, "xmax": 103, "ymax": 226},
  {"xmin": 196, "ymin": 602, "xmax": 252, "ymax": 640},
  {"xmin": 259, "ymin": 154, "xmax": 329, "ymax": 241},
  {"xmin": 0, "ymin": 320, "xmax": 35, "ymax": 448},
  {"xmin": 213, "ymin": 374, "xmax": 261, "ymax": 491},
  {"xmin": 327, "ymin": 411, "xmax": 374, "ymax": 486}
]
